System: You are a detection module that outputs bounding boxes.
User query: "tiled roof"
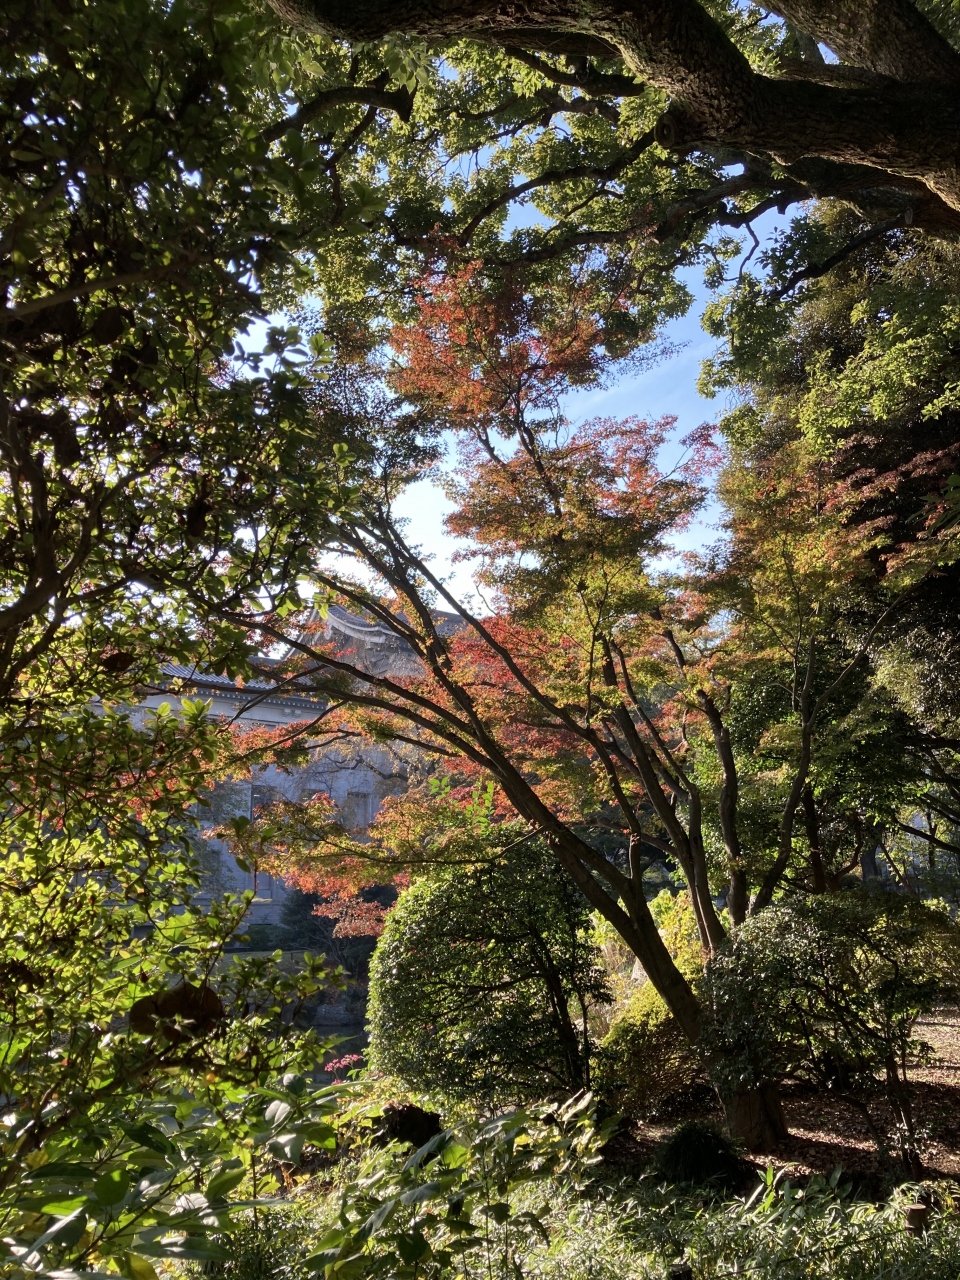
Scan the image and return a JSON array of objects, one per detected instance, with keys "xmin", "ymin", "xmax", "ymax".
[{"xmin": 155, "ymin": 605, "xmax": 465, "ymax": 709}]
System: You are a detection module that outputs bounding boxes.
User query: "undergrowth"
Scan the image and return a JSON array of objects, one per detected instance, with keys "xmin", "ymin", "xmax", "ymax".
[
  {"xmin": 209, "ymin": 1166, "xmax": 960, "ymax": 1280},
  {"xmin": 518, "ymin": 1169, "xmax": 960, "ymax": 1280}
]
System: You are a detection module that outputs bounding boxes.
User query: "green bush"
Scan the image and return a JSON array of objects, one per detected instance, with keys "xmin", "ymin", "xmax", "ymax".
[
  {"xmin": 367, "ymin": 840, "xmax": 609, "ymax": 1105},
  {"xmin": 201, "ymin": 1203, "xmax": 332, "ymax": 1280},
  {"xmin": 283, "ymin": 1144, "xmax": 960, "ymax": 1280},
  {"xmin": 705, "ymin": 888, "xmax": 960, "ymax": 1169},
  {"xmin": 651, "ymin": 1120, "xmax": 752, "ymax": 1191},
  {"xmin": 647, "ymin": 889, "xmax": 706, "ymax": 981},
  {"xmin": 312, "ymin": 1095, "xmax": 610, "ymax": 1280},
  {"xmin": 594, "ymin": 891, "xmax": 706, "ymax": 1119},
  {"xmin": 594, "ymin": 980, "xmax": 704, "ymax": 1119}
]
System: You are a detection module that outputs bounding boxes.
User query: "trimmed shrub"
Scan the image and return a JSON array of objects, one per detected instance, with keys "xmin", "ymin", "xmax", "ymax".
[{"xmin": 367, "ymin": 840, "xmax": 609, "ymax": 1105}]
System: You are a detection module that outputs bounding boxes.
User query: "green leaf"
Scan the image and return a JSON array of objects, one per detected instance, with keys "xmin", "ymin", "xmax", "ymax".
[
  {"xmin": 395, "ymin": 1231, "xmax": 431, "ymax": 1265},
  {"xmin": 37, "ymin": 1209, "xmax": 88, "ymax": 1249},
  {"xmin": 266, "ymin": 1132, "xmax": 303, "ymax": 1164},
  {"xmin": 399, "ymin": 1179, "xmax": 453, "ymax": 1206},
  {"xmin": 26, "ymin": 1163, "xmax": 96, "ymax": 1181},
  {"xmin": 94, "ymin": 1168, "xmax": 130, "ymax": 1206},
  {"xmin": 121, "ymin": 1252, "xmax": 161, "ymax": 1280},
  {"xmin": 40, "ymin": 1195, "xmax": 89, "ymax": 1215},
  {"xmin": 482, "ymin": 1201, "xmax": 512, "ymax": 1224},
  {"xmin": 264, "ymin": 1099, "xmax": 293, "ymax": 1127},
  {"xmin": 119, "ymin": 1122, "xmax": 175, "ymax": 1156},
  {"xmin": 205, "ymin": 1167, "xmax": 246, "ymax": 1202}
]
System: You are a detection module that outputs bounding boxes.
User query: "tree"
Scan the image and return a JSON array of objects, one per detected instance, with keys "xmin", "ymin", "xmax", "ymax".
[
  {"xmin": 258, "ymin": 1, "xmax": 960, "ymax": 555},
  {"xmin": 200, "ymin": 272, "xmax": 945, "ymax": 1146},
  {"xmin": 8, "ymin": 0, "xmax": 960, "ymax": 1158},
  {"xmin": 1, "ymin": 0, "xmax": 425, "ymax": 709},
  {"xmin": 700, "ymin": 206, "xmax": 960, "ymax": 891},
  {"xmin": 0, "ymin": 695, "xmax": 340, "ymax": 1267},
  {"xmin": 272, "ymin": 0, "xmax": 960, "ymax": 250},
  {"xmin": 0, "ymin": 10, "xmax": 381, "ymax": 1187}
]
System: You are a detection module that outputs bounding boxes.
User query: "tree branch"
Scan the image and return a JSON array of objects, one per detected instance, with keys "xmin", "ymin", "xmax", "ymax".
[
  {"xmin": 274, "ymin": 0, "xmax": 960, "ymax": 222},
  {"xmin": 768, "ymin": 215, "xmax": 904, "ymax": 300},
  {"xmin": 456, "ymin": 129, "xmax": 655, "ymax": 245},
  {"xmin": 1, "ymin": 255, "xmax": 218, "ymax": 322},
  {"xmin": 504, "ymin": 44, "xmax": 646, "ymax": 96},
  {"xmin": 765, "ymin": 0, "xmax": 960, "ymax": 85},
  {"xmin": 259, "ymin": 79, "xmax": 414, "ymax": 144}
]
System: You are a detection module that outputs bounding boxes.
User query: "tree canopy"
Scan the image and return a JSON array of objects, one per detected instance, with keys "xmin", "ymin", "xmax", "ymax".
[{"xmin": 6, "ymin": 0, "xmax": 960, "ymax": 1160}]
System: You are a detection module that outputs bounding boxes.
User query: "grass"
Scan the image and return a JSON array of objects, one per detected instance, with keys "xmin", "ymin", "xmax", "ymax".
[{"xmin": 206, "ymin": 1166, "xmax": 960, "ymax": 1280}]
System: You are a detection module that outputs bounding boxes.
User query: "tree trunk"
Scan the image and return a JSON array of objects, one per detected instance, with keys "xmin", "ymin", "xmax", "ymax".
[
  {"xmin": 885, "ymin": 1055, "xmax": 923, "ymax": 1177},
  {"xmin": 722, "ymin": 1082, "xmax": 789, "ymax": 1151},
  {"xmin": 802, "ymin": 783, "xmax": 827, "ymax": 892},
  {"xmin": 860, "ymin": 842, "xmax": 880, "ymax": 879}
]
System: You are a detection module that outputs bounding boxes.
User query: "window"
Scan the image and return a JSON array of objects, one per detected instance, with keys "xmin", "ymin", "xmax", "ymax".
[
  {"xmin": 251, "ymin": 784, "xmax": 280, "ymax": 816},
  {"xmin": 342, "ymin": 790, "xmax": 373, "ymax": 830}
]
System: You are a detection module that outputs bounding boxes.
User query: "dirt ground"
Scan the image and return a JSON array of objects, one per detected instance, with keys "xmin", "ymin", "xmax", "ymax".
[{"xmin": 620, "ymin": 1008, "xmax": 960, "ymax": 1187}]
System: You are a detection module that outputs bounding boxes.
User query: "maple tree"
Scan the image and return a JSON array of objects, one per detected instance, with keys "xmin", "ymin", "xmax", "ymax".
[{"xmin": 199, "ymin": 267, "xmax": 949, "ymax": 1147}]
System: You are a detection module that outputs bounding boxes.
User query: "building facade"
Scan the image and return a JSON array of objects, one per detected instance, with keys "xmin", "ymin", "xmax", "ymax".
[{"xmin": 138, "ymin": 605, "xmax": 428, "ymax": 922}]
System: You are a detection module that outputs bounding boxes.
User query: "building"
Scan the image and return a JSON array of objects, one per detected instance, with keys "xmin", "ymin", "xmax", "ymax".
[{"xmin": 138, "ymin": 605, "xmax": 443, "ymax": 922}]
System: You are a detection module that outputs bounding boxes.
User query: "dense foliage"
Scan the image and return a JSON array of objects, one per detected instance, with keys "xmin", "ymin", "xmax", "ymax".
[
  {"xmin": 0, "ymin": 694, "xmax": 344, "ymax": 1279},
  {"xmin": 705, "ymin": 890, "xmax": 960, "ymax": 1171},
  {"xmin": 243, "ymin": 256, "xmax": 960, "ymax": 1141},
  {"xmin": 0, "ymin": 0, "xmax": 385, "ymax": 709},
  {"xmin": 7, "ymin": 2, "xmax": 960, "ymax": 1273},
  {"xmin": 367, "ymin": 837, "xmax": 608, "ymax": 1105},
  {"xmin": 594, "ymin": 892, "xmax": 704, "ymax": 1121}
]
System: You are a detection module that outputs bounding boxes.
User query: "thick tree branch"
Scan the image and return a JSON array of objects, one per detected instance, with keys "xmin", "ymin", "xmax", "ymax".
[
  {"xmin": 259, "ymin": 79, "xmax": 414, "ymax": 144},
  {"xmin": 774, "ymin": 55, "xmax": 896, "ymax": 89},
  {"xmin": 766, "ymin": 0, "xmax": 960, "ymax": 85},
  {"xmin": 894, "ymin": 819, "xmax": 960, "ymax": 857},
  {"xmin": 271, "ymin": 0, "xmax": 960, "ymax": 224}
]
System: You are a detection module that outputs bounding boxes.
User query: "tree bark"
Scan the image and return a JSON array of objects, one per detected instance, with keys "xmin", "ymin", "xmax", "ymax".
[
  {"xmin": 767, "ymin": 0, "xmax": 960, "ymax": 86},
  {"xmin": 722, "ymin": 1082, "xmax": 789, "ymax": 1151},
  {"xmin": 752, "ymin": 638, "xmax": 816, "ymax": 913},
  {"xmin": 272, "ymin": 0, "xmax": 960, "ymax": 226},
  {"xmin": 802, "ymin": 783, "xmax": 828, "ymax": 893},
  {"xmin": 697, "ymin": 690, "xmax": 748, "ymax": 925}
]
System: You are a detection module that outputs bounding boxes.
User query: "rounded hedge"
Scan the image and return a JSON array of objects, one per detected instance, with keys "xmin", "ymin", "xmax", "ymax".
[{"xmin": 367, "ymin": 843, "xmax": 609, "ymax": 1105}]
